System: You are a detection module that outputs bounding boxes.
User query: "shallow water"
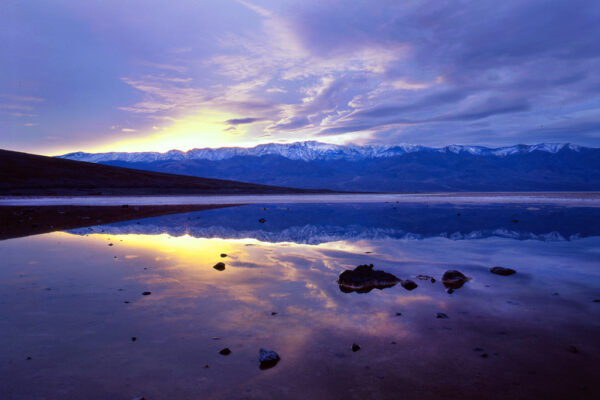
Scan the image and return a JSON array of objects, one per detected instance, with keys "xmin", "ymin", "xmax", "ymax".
[{"xmin": 1, "ymin": 203, "xmax": 600, "ymax": 399}]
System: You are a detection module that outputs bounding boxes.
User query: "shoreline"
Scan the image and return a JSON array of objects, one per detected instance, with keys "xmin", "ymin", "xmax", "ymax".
[{"xmin": 1, "ymin": 192, "xmax": 600, "ymax": 206}]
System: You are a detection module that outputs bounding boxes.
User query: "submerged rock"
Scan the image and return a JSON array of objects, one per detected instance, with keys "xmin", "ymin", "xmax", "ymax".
[
  {"xmin": 352, "ymin": 343, "xmax": 361, "ymax": 352},
  {"xmin": 259, "ymin": 348, "xmax": 280, "ymax": 369},
  {"xmin": 490, "ymin": 266, "xmax": 517, "ymax": 276},
  {"xmin": 220, "ymin": 253, "xmax": 227, "ymax": 258},
  {"xmin": 142, "ymin": 291, "xmax": 151, "ymax": 296},
  {"xmin": 213, "ymin": 262, "xmax": 226, "ymax": 271},
  {"xmin": 416, "ymin": 275, "xmax": 436, "ymax": 283},
  {"xmin": 441, "ymin": 270, "xmax": 470, "ymax": 289},
  {"xmin": 338, "ymin": 264, "xmax": 400, "ymax": 293},
  {"xmin": 219, "ymin": 348, "xmax": 231, "ymax": 355},
  {"xmin": 258, "ymin": 218, "xmax": 266, "ymax": 223},
  {"xmin": 436, "ymin": 312, "xmax": 449, "ymax": 319},
  {"xmin": 401, "ymin": 280, "xmax": 418, "ymax": 291}
]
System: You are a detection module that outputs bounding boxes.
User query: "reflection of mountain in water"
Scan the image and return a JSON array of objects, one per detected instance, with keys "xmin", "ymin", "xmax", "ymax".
[{"xmin": 68, "ymin": 204, "xmax": 600, "ymax": 244}]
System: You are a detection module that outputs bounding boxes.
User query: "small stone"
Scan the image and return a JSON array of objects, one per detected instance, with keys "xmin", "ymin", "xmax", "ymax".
[
  {"xmin": 401, "ymin": 280, "xmax": 418, "ymax": 291},
  {"xmin": 391, "ymin": 341, "xmax": 396, "ymax": 345},
  {"xmin": 131, "ymin": 397, "xmax": 146, "ymax": 400},
  {"xmin": 219, "ymin": 348, "xmax": 231, "ymax": 355},
  {"xmin": 338, "ymin": 264, "xmax": 400, "ymax": 293},
  {"xmin": 26, "ymin": 356, "xmax": 32, "ymax": 360},
  {"xmin": 511, "ymin": 219, "xmax": 519, "ymax": 223},
  {"xmin": 220, "ymin": 253, "xmax": 227, "ymax": 258},
  {"xmin": 142, "ymin": 291, "xmax": 151, "ymax": 296},
  {"xmin": 124, "ymin": 301, "xmax": 130, "ymax": 304},
  {"xmin": 436, "ymin": 312, "xmax": 449, "ymax": 319},
  {"xmin": 447, "ymin": 288, "xmax": 454, "ymax": 294},
  {"xmin": 593, "ymin": 299, "xmax": 600, "ymax": 303},
  {"xmin": 259, "ymin": 348, "xmax": 280, "ymax": 369},
  {"xmin": 131, "ymin": 337, "xmax": 137, "ymax": 342},
  {"xmin": 568, "ymin": 346, "xmax": 578, "ymax": 354},
  {"xmin": 213, "ymin": 262, "xmax": 225, "ymax": 271},
  {"xmin": 271, "ymin": 312, "xmax": 278, "ymax": 316},
  {"xmin": 481, "ymin": 353, "xmax": 488, "ymax": 358},
  {"xmin": 441, "ymin": 270, "xmax": 470, "ymax": 289},
  {"xmin": 108, "ymin": 243, "xmax": 113, "ymax": 246},
  {"xmin": 490, "ymin": 266, "xmax": 516, "ymax": 276},
  {"xmin": 211, "ymin": 336, "xmax": 220, "ymax": 340},
  {"xmin": 395, "ymin": 312, "xmax": 402, "ymax": 316},
  {"xmin": 457, "ymin": 212, "xmax": 461, "ymax": 216},
  {"xmin": 258, "ymin": 218, "xmax": 266, "ymax": 223},
  {"xmin": 352, "ymin": 343, "xmax": 361, "ymax": 352},
  {"xmin": 204, "ymin": 365, "xmax": 209, "ymax": 368}
]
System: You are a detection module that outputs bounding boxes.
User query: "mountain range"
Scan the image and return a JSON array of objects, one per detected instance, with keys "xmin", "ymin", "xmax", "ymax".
[{"xmin": 59, "ymin": 141, "xmax": 600, "ymax": 191}]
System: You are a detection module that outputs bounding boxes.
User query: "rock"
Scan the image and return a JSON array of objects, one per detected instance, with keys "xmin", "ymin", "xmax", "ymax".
[
  {"xmin": 441, "ymin": 270, "xmax": 470, "ymax": 289},
  {"xmin": 593, "ymin": 299, "xmax": 600, "ymax": 303},
  {"xmin": 511, "ymin": 219, "xmax": 519, "ymax": 223},
  {"xmin": 142, "ymin": 291, "xmax": 151, "ymax": 296},
  {"xmin": 131, "ymin": 337, "xmax": 137, "ymax": 342},
  {"xmin": 395, "ymin": 312, "xmax": 402, "ymax": 316},
  {"xmin": 213, "ymin": 262, "xmax": 225, "ymax": 271},
  {"xmin": 401, "ymin": 280, "xmax": 418, "ymax": 291},
  {"xmin": 436, "ymin": 312, "xmax": 449, "ymax": 319},
  {"xmin": 338, "ymin": 264, "xmax": 400, "ymax": 293},
  {"xmin": 258, "ymin": 218, "xmax": 266, "ymax": 223},
  {"xmin": 26, "ymin": 356, "xmax": 32, "ymax": 360},
  {"xmin": 481, "ymin": 353, "xmax": 488, "ymax": 358},
  {"xmin": 219, "ymin": 348, "xmax": 231, "ymax": 355},
  {"xmin": 131, "ymin": 397, "xmax": 146, "ymax": 400},
  {"xmin": 204, "ymin": 364, "xmax": 209, "ymax": 368},
  {"xmin": 108, "ymin": 243, "xmax": 113, "ymax": 246},
  {"xmin": 568, "ymin": 346, "xmax": 578, "ymax": 354},
  {"xmin": 271, "ymin": 312, "xmax": 278, "ymax": 316},
  {"xmin": 352, "ymin": 343, "xmax": 361, "ymax": 352},
  {"xmin": 259, "ymin": 348, "xmax": 280, "ymax": 369},
  {"xmin": 490, "ymin": 266, "xmax": 516, "ymax": 276},
  {"xmin": 447, "ymin": 288, "xmax": 454, "ymax": 294},
  {"xmin": 220, "ymin": 253, "xmax": 227, "ymax": 258}
]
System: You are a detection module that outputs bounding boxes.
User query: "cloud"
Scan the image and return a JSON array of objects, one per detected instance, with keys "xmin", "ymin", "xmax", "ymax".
[{"xmin": 225, "ymin": 117, "xmax": 264, "ymax": 125}]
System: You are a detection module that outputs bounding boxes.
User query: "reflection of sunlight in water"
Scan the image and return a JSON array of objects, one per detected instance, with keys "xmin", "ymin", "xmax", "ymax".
[{"xmin": 47, "ymin": 231, "xmax": 434, "ymax": 341}]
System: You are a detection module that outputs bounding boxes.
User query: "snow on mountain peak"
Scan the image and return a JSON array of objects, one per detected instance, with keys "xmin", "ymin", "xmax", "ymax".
[{"xmin": 58, "ymin": 141, "xmax": 585, "ymax": 163}]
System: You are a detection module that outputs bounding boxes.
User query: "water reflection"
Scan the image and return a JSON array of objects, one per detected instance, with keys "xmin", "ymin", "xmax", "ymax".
[
  {"xmin": 68, "ymin": 203, "xmax": 600, "ymax": 243},
  {"xmin": 1, "ymin": 203, "xmax": 600, "ymax": 399}
]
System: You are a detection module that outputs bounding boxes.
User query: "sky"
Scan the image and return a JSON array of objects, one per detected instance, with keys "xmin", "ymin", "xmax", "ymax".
[{"xmin": 2, "ymin": 0, "xmax": 600, "ymax": 155}]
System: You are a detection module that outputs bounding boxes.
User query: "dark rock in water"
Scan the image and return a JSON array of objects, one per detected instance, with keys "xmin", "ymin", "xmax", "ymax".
[
  {"xmin": 131, "ymin": 337, "xmax": 137, "ymax": 342},
  {"xmin": 204, "ymin": 364, "xmax": 209, "ymax": 368},
  {"xmin": 108, "ymin": 243, "xmax": 113, "ymax": 246},
  {"xmin": 352, "ymin": 343, "xmax": 361, "ymax": 352},
  {"xmin": 258, "ymin": 218, "xmax": 266, "ymax": 223},
  {"xmin": 338, "ymin": 264, "xmax": 400, "ymax": 293},
  {"xmin": 395, "ymin": 312, "xmax": 402, "ymax": 316},
  {"xmin": 259, "ymin": 348, "xmax": 280, "ymax": 369},
  {"xmin": 490, "ymin": 266, "xmax": 517, "ymax": 276},
  {"xmin": 441, "ymin": 270, "xmax": 470, "ymax": 289},
  {"xmin": 131, "ymin": 397, "xmax": 146, "ymax": 400},
  {"xmin": 142, "ymin": 291, "xmax": 151, "ymax": 296},
  {"xmin": 219, "ymin": 348, "xmax": 231, "ymax": 355},
  {"xmin": 511, "ymin": 219, "xmax": 519, "ymax": 223},
  {"xmin": 447, "ymin": 288, "xmax": 454, "ymax": 294},
  {"xmin": 220, "ymin": 253, "xmax": 227, "ymax": 258},
  {"xmin": 121, "ymin": 204, "xmax": 129, "ymax": 208},
  {"xmin": 436, "ymin": 312, "xmax": 449, "ymax": 319},
  {"xmin": 271, "ymin": 312, "xmax": 278, "ymax": 316},
  {"xmin": 593, "ymin": 299, "xmax": 600, "ymax": 303},
  {"xmin": 26, "ymin": 356, "xmax": 32, "ymax": 360},
  {"xmin": 401, "ymin": 280, "xmax": 418, "ymax": 291},
  {"xmin": 213, "ymin": 262, "xmax": 226, "ymax": 271},
  {"xmin": 568, "ymin": 346, "xmax": 578, "ymax": 354},
  {"xmin": 481, "ymin": 353, "xmax": 489, "ymax": 358}
]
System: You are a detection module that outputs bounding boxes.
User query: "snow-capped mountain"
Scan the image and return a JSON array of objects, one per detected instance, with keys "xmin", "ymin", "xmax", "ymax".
[
  {"xmin": 56, "ymin": 141, "xmax": 599, "ymax": 192},
  {"xmin": 58, "ymin": 141, "xmax": 584, "ymax": 163}
]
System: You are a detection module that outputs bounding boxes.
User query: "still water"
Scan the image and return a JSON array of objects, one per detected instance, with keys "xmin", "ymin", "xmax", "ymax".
[{"xmin": 1, "ymin": 203, "xmax": 600, "ymax": 399}]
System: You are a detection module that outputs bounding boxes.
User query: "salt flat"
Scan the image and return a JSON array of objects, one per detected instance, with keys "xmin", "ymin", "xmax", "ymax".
[{"xmin": 1, "ymin": 192, "xmax": 599, "ymax": 206}]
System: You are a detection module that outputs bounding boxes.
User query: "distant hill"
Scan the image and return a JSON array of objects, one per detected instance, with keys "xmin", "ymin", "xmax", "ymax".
[
  {"xmin": 59, "ymin": 141, "xmax": 600, "ymax": 192},
  {"xmin": 0, "ymin": 149, "xmax": 321, "ymax": 195}
]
